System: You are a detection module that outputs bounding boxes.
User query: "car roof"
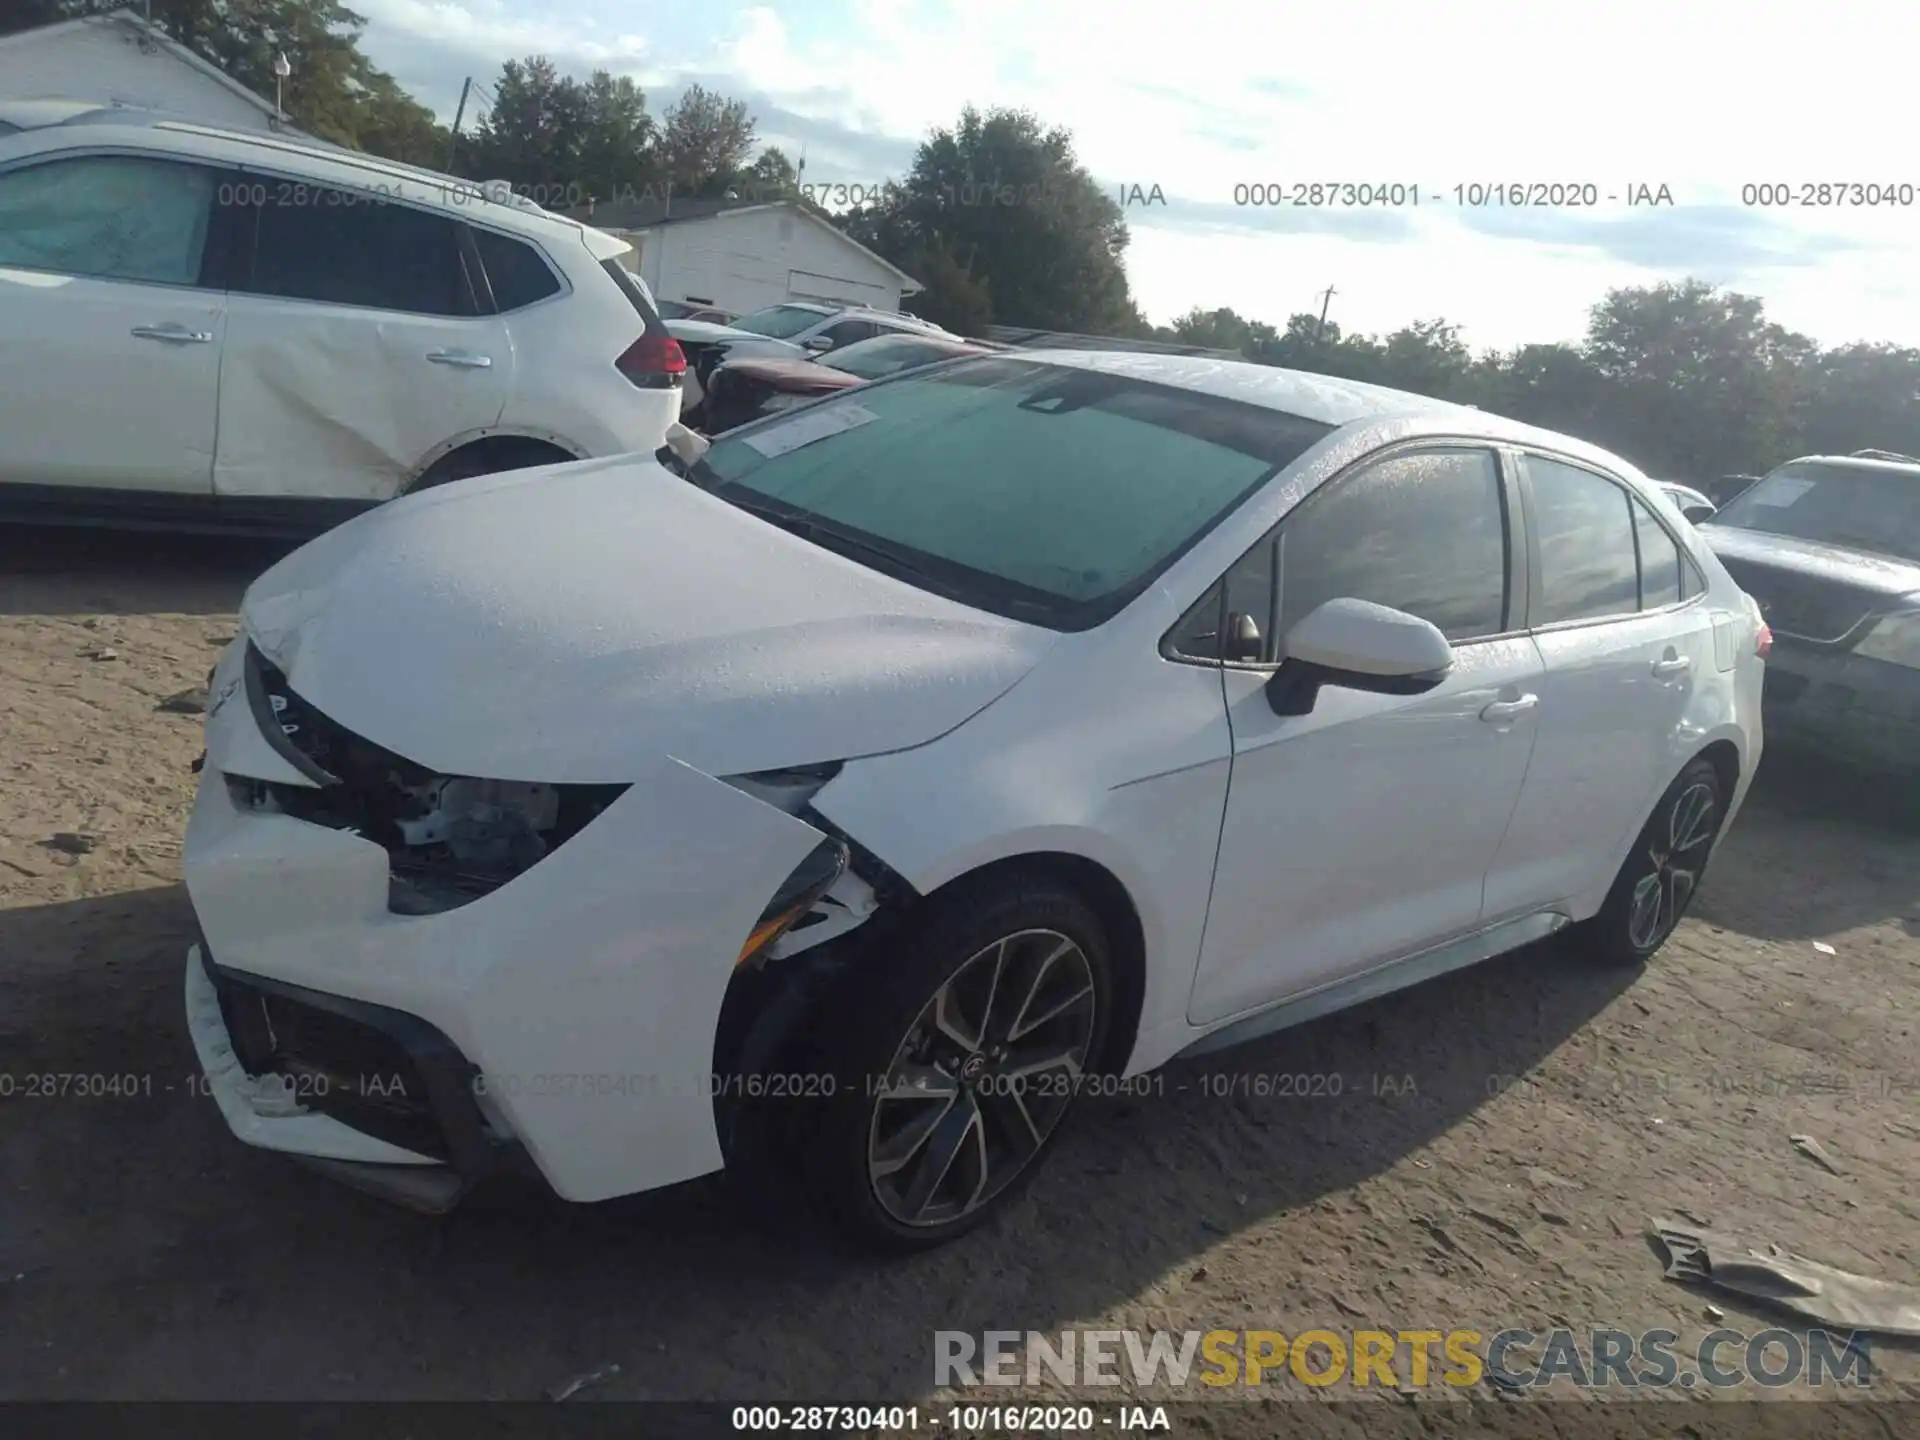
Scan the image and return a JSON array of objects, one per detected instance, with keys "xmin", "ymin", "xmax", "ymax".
[
  {"xmin": 1775, "ymin": 453, "xmax": 1920, "ymax": 478},
  {"xmin": 1006, "ymin": 350, "xmax": 1648, "ymax": 471},
  {"xmin": 1016, "ymin": 350, "xmax": 1476, "ymax": 425},
  {"xmin": 1, "ymin": 109, "xmax": 617, "ymax": 249}
]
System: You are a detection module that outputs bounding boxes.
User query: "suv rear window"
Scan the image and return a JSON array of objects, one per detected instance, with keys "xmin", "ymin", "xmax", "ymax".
[
  {"xmin": 471, "ymin": 227, "xmax": 561, "ymax": 310},
  {"xmin": 690, "ymin": 358, "xmax": 1333, "ymax": 629}
]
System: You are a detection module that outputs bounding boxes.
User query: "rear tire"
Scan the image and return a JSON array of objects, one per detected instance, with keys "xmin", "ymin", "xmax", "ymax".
[
  {"xmin": 793, "ymin": 873, "xmax": 1114, "ymax": 1253},
  {"xmin": 1577, "ymin": 757, "xmax": 1726, "ymax": 965}
]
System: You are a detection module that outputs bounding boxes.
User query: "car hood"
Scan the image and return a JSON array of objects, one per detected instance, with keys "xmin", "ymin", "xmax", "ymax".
[
  {"xmin": 1698, "ymin": 523, "xmax": 1920, "ymax": 642},
  {"xmin": 239, "ymin": 456, "xmax": 1057, "ymax": 783},
  {"xmin": 717, "ymin": 356, "xmax": 862, "ymax": 391}
]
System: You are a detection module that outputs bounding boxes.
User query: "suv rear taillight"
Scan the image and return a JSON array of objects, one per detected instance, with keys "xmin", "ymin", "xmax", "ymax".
[
  {"xmin": 1755, "ymin": 624, "xmax": 1773, "ymax": 659},
  {"xmin": 616, "ymin": 334, "xmax": 686, "ymax": 388}
]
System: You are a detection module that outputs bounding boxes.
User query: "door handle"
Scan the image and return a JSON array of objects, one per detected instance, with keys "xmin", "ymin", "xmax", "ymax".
[
  {"xmin": 1479, "ymin": 694, "xmax": 1539, "ymax": 723},
  {"xmin": 1652, "ymin": 655, "xmax": 1692, "ymax": 678},
  {"xmin": 131, "ymin": 323, "xmax": 213, "ymax": 344},
  {"xmin": 427, "ymin": 350, "xmax": 492, "ymax": 368}
]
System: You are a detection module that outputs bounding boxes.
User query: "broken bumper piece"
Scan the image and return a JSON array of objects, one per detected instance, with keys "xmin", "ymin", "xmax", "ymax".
[{"xmin": 185, "ymin": 942, "xmax": 532, "ymax": 1211}]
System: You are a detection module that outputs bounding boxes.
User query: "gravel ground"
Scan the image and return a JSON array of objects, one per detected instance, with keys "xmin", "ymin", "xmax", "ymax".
[{"xmin": 1, "ymin": 525, "xmax": 1916, "ymax": 1415}]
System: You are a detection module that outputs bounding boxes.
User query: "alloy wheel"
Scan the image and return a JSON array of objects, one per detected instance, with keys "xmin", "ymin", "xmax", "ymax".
[
  {"xmin": 866, "ymin": 928, "xmax": 1098, "ymax": 1227},
  {"xmin": 1626, "ymin": 780, "xmax": 1718, "ymax": 950}
]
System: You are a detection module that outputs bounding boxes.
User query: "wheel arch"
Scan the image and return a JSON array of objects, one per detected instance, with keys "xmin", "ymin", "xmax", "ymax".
[
  {"xmin": 909, "ymin": 849, "xmax": 1149, "ymax": 1078},
  {"xmin": 1572, "ymin": 731, "xmax": 1748, "ymax": 920},
  {"xmin": 404, "ymin": 428, "xmax": 588, "ymax": 492}
]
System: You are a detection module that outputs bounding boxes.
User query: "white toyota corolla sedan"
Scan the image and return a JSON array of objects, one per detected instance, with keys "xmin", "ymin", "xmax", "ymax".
[{"xmin": 182, "ymin": 352, "xmax": 1768, "ymax": 1248}]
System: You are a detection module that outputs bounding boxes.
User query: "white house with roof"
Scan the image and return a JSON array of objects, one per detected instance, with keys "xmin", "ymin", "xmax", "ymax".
[
  {"xmin": 0, "ymin": 8, "xmax": 289, "ymax": 132},
  {"xmin": 569, "ymin": 192, "xmax": 924, "ymax": 315}
]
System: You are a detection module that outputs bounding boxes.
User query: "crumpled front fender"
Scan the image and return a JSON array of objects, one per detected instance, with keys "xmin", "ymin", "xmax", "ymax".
[{"xmin": 183, "ymin": 748, "xmax": 827, "ymax": 1201}]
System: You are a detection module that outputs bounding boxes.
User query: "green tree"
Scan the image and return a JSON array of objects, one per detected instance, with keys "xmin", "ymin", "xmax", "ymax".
[
  {"xmin": 737, "ymin": 145, "xmax": 797, "ymax": 196},
  {"xmin": 570, "ymin": 70, "xmax": 656, "ymax": 201},
  {"xmin": 842, "ymin": 106, "xmax": 1140, "ymax": 333},
  {"xmin": 1374, "ymin": 318, "xmax": 1474, "ymax": 400},
  {"xmin": 1169, "ymin": 306, "xmax": 1280, "ymax": 354},
  {"xmin": 464, "ymin": 58, "xmax": 584, "ymax": 192},
  {"xmin": 1583, "ymin": 279, "xmax": 1812, "ymax": 477},
  {"xmin": 1793, "ymin": 342, "xmax": 1920, "ymax": 460},
  {"xmin": 899, "ymin": 240, "xmax": 994, "ymax": 336},
  {"xmin": 654, "ymin": 83, "xmax": 757, "ymax": 197}
]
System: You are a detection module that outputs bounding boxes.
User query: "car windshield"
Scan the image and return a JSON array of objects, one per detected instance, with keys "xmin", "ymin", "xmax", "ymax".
[
  {"xmin": 686, "ymin": 357, "xmax": 1334, "ymax": 629},
  {"xmin": 1713, "ymin": 461, "xmax": 1920, "ymax": 565},
  {"xmin": 730, "ymin": 304, "xmax": 833, "ymax": 339},
  {"xmin": 656, "ymin": 299, "xmax": 693, "ymax": 318},
  {"xmin": 820, "ymin": 336, "xmax": 962, "ymax": 381}
]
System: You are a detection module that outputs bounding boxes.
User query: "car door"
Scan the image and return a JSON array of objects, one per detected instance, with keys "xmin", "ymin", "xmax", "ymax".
[
  {"xmin": 215, "ymin": 174, "xmax": 512, "ymax": 503},
  {"xmin": 0, "ymin": 151, "xmax": 229, "ymax": 496},
  {"xmin": 1482, "ymin": 452, "xmax": 1715, "ymax": 917},
  {"xmin": 1185, "ymin": 445, "xmax": 1545, "ymax": 1026}
]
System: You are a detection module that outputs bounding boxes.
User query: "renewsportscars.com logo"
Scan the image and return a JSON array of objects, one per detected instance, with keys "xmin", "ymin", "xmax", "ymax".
[{"xmin": 935, "ymin": 1326, "xmax": 1875, "ymax": 1391}]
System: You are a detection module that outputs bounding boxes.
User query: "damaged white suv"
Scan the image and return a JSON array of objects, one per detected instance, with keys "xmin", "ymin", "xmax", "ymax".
[
  {"xmin": 0, "ymin": 107, "xmax": 683, "ymax": 533},
  {"xmin": 183, "ymin": 353, "xmax": 1767, "ymax": 1249}
]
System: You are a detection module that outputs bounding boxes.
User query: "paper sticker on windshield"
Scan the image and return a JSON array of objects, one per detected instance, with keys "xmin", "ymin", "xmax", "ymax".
[
  {"xmin": 1753, "ymin": 476, "xmax": 1815, "ymax": 506},
  {"xmin": 741, "ymin": 402, "xmax": 879, "ymax": 459}
]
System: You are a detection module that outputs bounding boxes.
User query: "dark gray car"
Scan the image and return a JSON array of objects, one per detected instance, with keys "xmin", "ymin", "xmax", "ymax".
[{"xmin": 1698, "ymin": 453, "xmax": 1920, "ymax": 771}]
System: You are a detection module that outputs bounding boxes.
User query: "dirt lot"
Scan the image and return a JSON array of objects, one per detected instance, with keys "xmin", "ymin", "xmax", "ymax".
[{"xmin": 2, "ymin": 524, "xmax": 1916, "ymax": 1414}]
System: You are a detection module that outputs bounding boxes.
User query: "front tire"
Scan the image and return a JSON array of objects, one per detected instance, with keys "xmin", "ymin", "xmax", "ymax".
[
  {"xmin": 1579, "ymin": 757, "xmax": 1726, "ymax": 965},
  {"xmin": 801, "ymin": 874, "xmax": 1114, "ymax": 1252}
]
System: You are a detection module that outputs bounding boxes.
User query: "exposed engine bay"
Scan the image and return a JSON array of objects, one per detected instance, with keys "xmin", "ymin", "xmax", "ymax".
[
  {"xmin": 230, "ymin": 643, "xmax": 628, "ymax": 914},
  {"xmin": 228, "ymin": 642, "xmax": 894, "ymax": 938}
]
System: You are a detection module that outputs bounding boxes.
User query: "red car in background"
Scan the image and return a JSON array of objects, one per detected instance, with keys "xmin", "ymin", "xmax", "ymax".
[{"xmin": 692, "ymin": 333, "xmax": 996, "ymax": 433}]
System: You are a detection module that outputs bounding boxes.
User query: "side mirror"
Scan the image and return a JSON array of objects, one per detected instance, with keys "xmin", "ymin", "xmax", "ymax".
[
  {"xmin": 803, "ymin": 335, "xmax": 835, "ymax": 353},
  {"xmin": 1266, "ymin": 598, "xmax": 1453, "ymax": 717},
  {"xmin": 1681, "ymin": 501, "xmax": 1716, "ymax": 524}
]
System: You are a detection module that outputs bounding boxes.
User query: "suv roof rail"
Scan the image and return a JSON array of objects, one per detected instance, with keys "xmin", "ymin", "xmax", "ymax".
[{"xmin": 1848, "ymin": 448, "xmax": 1920, "ymax": 464}]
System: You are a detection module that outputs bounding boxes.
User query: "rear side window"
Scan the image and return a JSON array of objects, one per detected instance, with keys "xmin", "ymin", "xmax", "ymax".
[
  {"xmin": 241, "ymin": 187, "xmax": 472, "ymax": 315},
  {"xmin": 1632, "ymin": 497, "xmax": 1684, "ymax": 609},
  {"xmin": 0, "ymin": 154, "xmax": 216, "ymax": 285},
  {"xmin": 1527, "ymin": 455, "xmax": 1640, "ymax": 624},
  {"xmin": 470, "ymin": 227, "xmax": 560, "ymax": 311}
]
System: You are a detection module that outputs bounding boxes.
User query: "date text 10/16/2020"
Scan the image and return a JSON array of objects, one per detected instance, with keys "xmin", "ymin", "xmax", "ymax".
[{"xmin": 0, "ymin": 1069, "xmax": 1432, "ymax": 1106}]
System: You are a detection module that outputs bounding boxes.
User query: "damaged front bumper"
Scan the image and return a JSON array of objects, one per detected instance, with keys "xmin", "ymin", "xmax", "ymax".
[
  {"xmin": 184, "ymin": 941, "xmax": 525, "ymax": 1211},
  {"xmin": 183, "ymin": 642, "xmax": 835, "ymax": 1206}
]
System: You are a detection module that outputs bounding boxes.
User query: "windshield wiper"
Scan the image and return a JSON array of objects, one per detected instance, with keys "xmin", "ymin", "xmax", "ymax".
[
  {"xmin": 720, "ymin": 492, "xmax": 934, "ymax": 576},
  {"xmin": 653, "ymin": 441, "xmax": 723, "ymax": 491}
]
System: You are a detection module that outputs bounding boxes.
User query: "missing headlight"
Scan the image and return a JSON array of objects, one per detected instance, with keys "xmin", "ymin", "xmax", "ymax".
[
  {"xmin": 736, "ymin": 837, "xmax": 850, "ymax": 967},
  {"xmin": 233, "ymin": 645, "xmax": 630, "ymax": 914}
]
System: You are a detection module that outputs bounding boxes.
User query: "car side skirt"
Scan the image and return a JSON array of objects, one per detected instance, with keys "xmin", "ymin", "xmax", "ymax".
[{"xmin": 1172, "ymin": 909, "xmax": 1572, "ymax": 1061}]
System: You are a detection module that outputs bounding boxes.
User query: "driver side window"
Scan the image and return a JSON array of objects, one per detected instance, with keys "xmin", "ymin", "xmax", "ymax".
[{"xmin": 1167, "ymin": 447, "xmax": 1512, "ymax": 664}]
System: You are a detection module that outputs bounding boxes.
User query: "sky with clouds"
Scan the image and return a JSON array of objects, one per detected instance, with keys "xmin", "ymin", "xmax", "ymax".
[{"xmin": 352, "ymin": 0, "xmax": 1910, "ymax": 353}]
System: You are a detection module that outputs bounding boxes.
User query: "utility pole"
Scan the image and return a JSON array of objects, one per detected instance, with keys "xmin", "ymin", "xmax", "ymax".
[
  {"xmin": 1314, "ymin": 285, "xmax": 1338, "ymax": 344},
  {"xmin": 445, "ymin": 77, "xmax": 473, "ymax": 174}
]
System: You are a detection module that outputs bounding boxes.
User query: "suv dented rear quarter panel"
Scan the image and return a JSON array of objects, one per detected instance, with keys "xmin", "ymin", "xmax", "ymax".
[{"xmin": 184, "ymin": 745, "xmax": 827, "ymax": 1201}]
